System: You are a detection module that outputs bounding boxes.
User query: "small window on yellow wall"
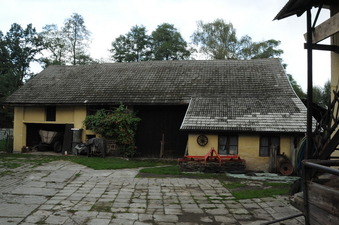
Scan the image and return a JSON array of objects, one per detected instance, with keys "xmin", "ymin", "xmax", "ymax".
[
  {"xmin": 218, "ymin": 135, "xmax": 238, "ymax": 155},
  {"xmin": 260, "ymin": 136, "xmax": 279, "ymax": 157},
  {"xmin": 46, "ymin": 106, "xmax": 56, "ymax": 121}
]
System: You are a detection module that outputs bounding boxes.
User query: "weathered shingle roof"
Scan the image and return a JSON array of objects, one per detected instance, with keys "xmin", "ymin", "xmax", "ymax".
[{"xmin": 5, "ymin": 59, "xmax": 307, "ymax": 133}]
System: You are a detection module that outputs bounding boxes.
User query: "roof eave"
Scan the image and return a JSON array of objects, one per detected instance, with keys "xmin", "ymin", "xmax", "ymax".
[{"xmin": 274, "ymin": 0, "xmax": 335, "ymax": 20}]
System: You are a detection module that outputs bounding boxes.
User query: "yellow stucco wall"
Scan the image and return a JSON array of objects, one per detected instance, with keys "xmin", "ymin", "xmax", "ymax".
[
  {"xmin": 13, "ymin": 105, "xmax": 88, "ymax": 152},
  {"xmin": 238, "ymin": 135, "xmax": 269, "ymax": 171},
  {"xmin": 188, "ymin": 134, "xmax": 218, "ymax": 156},
  {"xmin": 187, "ymin": 134, "xmax": 294, "ymax": 171},
  {"xmin": 13, "ymin": 107, "xmax": 26, "ymax": 151},
  {"xmin": 23, "ymin": 107, "xmax": 45, "ymax": 121}
]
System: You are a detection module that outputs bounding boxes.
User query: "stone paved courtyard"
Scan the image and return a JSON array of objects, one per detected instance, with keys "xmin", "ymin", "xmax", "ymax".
[{"xmin": 0, "ymin": 160, "xmax": 304, "ymax": 225}]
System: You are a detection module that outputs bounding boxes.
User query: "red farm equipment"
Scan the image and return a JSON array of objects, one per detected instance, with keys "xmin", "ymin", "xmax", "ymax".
[{"xmin": 178, "ymin": 147, "xmax": 246, "ymax": 173}]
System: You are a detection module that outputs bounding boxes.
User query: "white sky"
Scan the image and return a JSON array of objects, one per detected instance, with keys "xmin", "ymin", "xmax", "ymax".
[{"xmin": 0, "ymin": 0, "xmax": 332, "ymax": 91}]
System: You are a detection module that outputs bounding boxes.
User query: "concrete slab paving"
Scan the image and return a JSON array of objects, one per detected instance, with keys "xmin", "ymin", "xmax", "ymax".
[{"xmin": 0, "ymin": 160, "xmax": 304, "ymax": 225}]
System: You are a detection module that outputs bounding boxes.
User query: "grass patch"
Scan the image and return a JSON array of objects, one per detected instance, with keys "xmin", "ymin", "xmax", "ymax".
[
  {"xmin": 0, "ymin": 162, "xmax": 21, "ymax": 169},
  {"xmin": 138, "ymin": 165, "xmax": 232, "ymax": 179},
  {"xmin": 223, "ymin": 180, "xmax": 291, "ymax": 200},
  {"xmin": 0, "ymin": 153, "xmax": 169, "ymax": 171},
  {"xmin": 232, "ymin": 188, "xmax": 289, "ymax": 199},
  {"xmin": 91, "ymin": 202, "xmax": 112, "ymax": 212},
  {"xmin": 223, "ymin": 182, "xmax": 247, "ymax": 189},
  {"xmin": 139, "ymin": 165, "xmax": 182, "ymax": 175},
  {"xmin": 70, "ymin": 156, "xmax": 166, "ymax": 170}
]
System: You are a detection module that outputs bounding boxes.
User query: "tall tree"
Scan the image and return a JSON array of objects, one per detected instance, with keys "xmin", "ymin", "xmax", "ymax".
[
  {"xmin": 126, "ymin": 25, "xmax": 151, "ymax": 62},
  {"xmin": 40, "ymin": 24, "xmax": 67, "ymax": 67},
  {"xmin": 1, "ymin": 24, "xmax": 44, "ymax": 128},
  {"xmin": 191, "ymin": 19, "xmax": 238, "ymax": 59},
  {"xmin": 110, "ymin": 35, "xmax": 129, "ymax": 62},
  {"xmin": 110, "ymin": 25, "xmax": 151, "ymax": 62},
  {"xmin": 4, "ymin": 23, "xmax": 44, "ymax": 86},
  {"xmin": 191, "ymin": 19, "xmax": 283, "ymax": 60},
  {"xmin": 151, "ymin": 23, "xmax": 190, "ymax": 60},
  {"xmin": 63, "ymin": 13, "xmax": 92, "ymax": 65}
]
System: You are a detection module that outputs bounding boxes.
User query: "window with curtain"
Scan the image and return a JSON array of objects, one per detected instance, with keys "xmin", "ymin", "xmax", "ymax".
[
  {"xmin": 259, "ymin": 136, "xmax": 280, "ymax": 157},
  {"xmin": 218, "ymin": 135, "xmax": 238, "ymax": 155}
]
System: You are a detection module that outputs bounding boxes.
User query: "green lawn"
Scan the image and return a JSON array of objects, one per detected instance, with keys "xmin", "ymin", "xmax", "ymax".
[
  {"xmin": 223, "ymin": 180, "xmax": 291, "ymax": 200},
  {"xmin": 0, "ymin": 153, "xmax": 169, "ymax": 170}
]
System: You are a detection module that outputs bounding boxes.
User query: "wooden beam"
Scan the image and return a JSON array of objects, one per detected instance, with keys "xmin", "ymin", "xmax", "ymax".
[
  {"xmin": 304, "ymin": 12, "xmax": 339, "ymax": 43},
  {"xmin": 304, "ymin": 43, "xmax": 339, "ymax": 53}
]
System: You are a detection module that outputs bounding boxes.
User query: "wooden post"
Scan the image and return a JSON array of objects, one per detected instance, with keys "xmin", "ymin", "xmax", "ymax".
[{"xmin": 160, "ymin": 133, "xmax": 164, "ymax": 158}]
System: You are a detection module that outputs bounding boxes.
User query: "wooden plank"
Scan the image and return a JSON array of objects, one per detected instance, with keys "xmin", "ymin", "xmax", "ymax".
[
  {"xmin": 309, "ymin": 203, "xmax": 339, "ymax": 225},
  {"xmin": 304, "ymin": 12, "xmax": 339, "ymax": 43},
  {"xmin": 308, "ymin": 182, "xmax": 339, "ymax": 215}
]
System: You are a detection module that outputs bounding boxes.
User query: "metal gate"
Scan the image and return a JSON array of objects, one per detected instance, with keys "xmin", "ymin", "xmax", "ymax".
[{"xmin": 0, "ymin": 129, "xmax": 13, "ymax": 153}]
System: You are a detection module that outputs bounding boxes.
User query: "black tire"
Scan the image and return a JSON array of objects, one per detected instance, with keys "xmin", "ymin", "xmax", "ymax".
[{"xmin": 53, "ymin": 141, "xmax": 62, "ymax": 153}]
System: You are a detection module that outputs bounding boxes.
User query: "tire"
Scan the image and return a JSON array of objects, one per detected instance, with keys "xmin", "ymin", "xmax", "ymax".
[{"xmin": 53, "ymin": 141, "xmax": 62, "ymax": 153}]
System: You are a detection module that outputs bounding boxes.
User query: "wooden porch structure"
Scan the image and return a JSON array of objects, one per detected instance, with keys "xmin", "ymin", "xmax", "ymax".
[{"xmin": 274, "ymin": 1, "xmax": 339, "ymax": 224}]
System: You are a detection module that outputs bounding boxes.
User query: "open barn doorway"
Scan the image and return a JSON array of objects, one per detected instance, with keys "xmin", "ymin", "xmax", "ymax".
[{"xmin": 25, "ymin": 123, "xmax": 74, "ymax": 154}]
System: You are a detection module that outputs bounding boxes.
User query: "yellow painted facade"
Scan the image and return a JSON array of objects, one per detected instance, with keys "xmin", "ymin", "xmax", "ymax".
[
  {"xmin": 187, "ymin": 134, "xmax": 295, "ymax": 171},
  {"xmin": 13, "ymin": 106, "xmax": 89, "ymax": 152},
  {"xmin": 13, "ymin": 105, "xmax": 297, "ymax": 171}
]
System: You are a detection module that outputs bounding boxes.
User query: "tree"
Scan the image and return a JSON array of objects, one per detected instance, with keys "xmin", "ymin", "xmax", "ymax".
[
  {"xmin": 191, "ymin": 19, "xmax": 283, "ymax": 60},
  {"xmin": 191, "ymin": 19, "xmax": 238, "ymax": 59},
  {"xmin": 238, "ymin": 37, "xmax": 283, "ymax": 60},
  {"xmin": 110, "ymin": 35, "xmax": 129, "ymax": 62},
  {"xmin": 151, "ymin": 23, "xmax": 190, "ymax": 60},
  {"xmin": 110, "ymin": 25, "xmax": 151, "ymax": 62},
  {"xmin": 287, "ymin": 74, "xmax": 306, "ymax": 99},
  {"xmin": 4, "ymin": 23, "xmax": 44, "ymax": 85},
  {"xmin": 322, "ymin": 80, "xmax": 331, "ymax": 107},
  {"xmin": 0, "ymin": 24, "xmax": 44, "ymax": 128},
  {"xmin": 288, "ymin": 74, "xmax": 331, "ymax": 109},
  {"xmin": 63, "ymin": 13, "xmax": 92, "ymax": 65},
  {"xmin": 40, "ymin": 24, "xmax": 67, "ymax": 67}
]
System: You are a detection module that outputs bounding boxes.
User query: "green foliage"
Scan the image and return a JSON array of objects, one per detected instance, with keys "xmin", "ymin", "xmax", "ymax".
[
  {"xmin": 288, "ymin": 74, "xmax": 330, "ymax": 108},
  {"xmin": 40, "ymin": 24, "xmax": 67, "ymax": 67},
  {"xmin": 63, "ymin": 13, "xmax": 92, "ymax": 65},
  {"xmin": 191, "ymin": 19, "xmax": 238, "ymax": 59},
  {"xmin": 110, "ymin": 23, "xmax": 190, "ymax": 62},
  {"xmin": 151, "ymin": 23, "xmax": 191, "ymax": 60},
  {"xmin": 40, "ymin": 13, "xmax": 92, "ymax": 66},
  {"xmin": 191, "ymin": 18, "xmax": 283, "ymax": 60},
  {"xmin": 287, "ymin": 74, "xmax": 306, "ymax": 99},
  {"xmin": 84, "ymin": 105, "xmax": 141, "ymax": 157},
  {"xmin": 110, "ymin": 25, "xmax": 151, "ymax": 62},
  {"xmin": 1, "ymin": 23, "xmax": 44, "ymax": 86}
]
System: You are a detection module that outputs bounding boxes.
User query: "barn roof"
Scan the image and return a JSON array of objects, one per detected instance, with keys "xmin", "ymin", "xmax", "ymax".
[{"xmin": 5, "ymin": 59, "xmax": 307, "ymax": 133}]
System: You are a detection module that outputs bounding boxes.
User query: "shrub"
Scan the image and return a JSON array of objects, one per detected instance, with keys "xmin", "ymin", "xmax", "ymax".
[{"xmin": 84, "ymin": 105, "xmax": 141, "ymax": 157}]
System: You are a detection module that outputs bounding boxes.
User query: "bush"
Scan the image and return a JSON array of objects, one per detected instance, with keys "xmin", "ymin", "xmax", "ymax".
[{"xmin": 84, "ymin": 105, "xmax": 141, "ymax": 157}]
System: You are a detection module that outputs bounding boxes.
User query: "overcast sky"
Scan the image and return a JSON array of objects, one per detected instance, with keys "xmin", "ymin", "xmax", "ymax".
[{"xmin": 0, "ymin": 0, "xmax": 332, "ymax": 91}]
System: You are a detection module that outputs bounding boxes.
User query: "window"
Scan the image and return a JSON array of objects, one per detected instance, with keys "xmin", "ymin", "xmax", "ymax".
[
  {"xmin": 218, "ymin": 135, "xmax": 238, "ymax": 155},
  {"xmin": 46, "ymin": 106, "xmax": 56, "ymax": 121},
  {"xmin": 259, "ymin": 136, "xmax": 280, "ymax": 157}
]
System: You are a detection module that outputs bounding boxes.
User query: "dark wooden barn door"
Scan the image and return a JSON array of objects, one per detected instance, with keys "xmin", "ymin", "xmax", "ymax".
[{"xmin": 135, "ymin": 105, "xmax": 188, "ymax": 158}]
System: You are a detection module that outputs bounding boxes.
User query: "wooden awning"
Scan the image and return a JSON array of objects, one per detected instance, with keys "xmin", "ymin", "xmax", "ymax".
[{"xmin": 274, "ymin": 0, "xmax": 335, "ymax": 20}]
